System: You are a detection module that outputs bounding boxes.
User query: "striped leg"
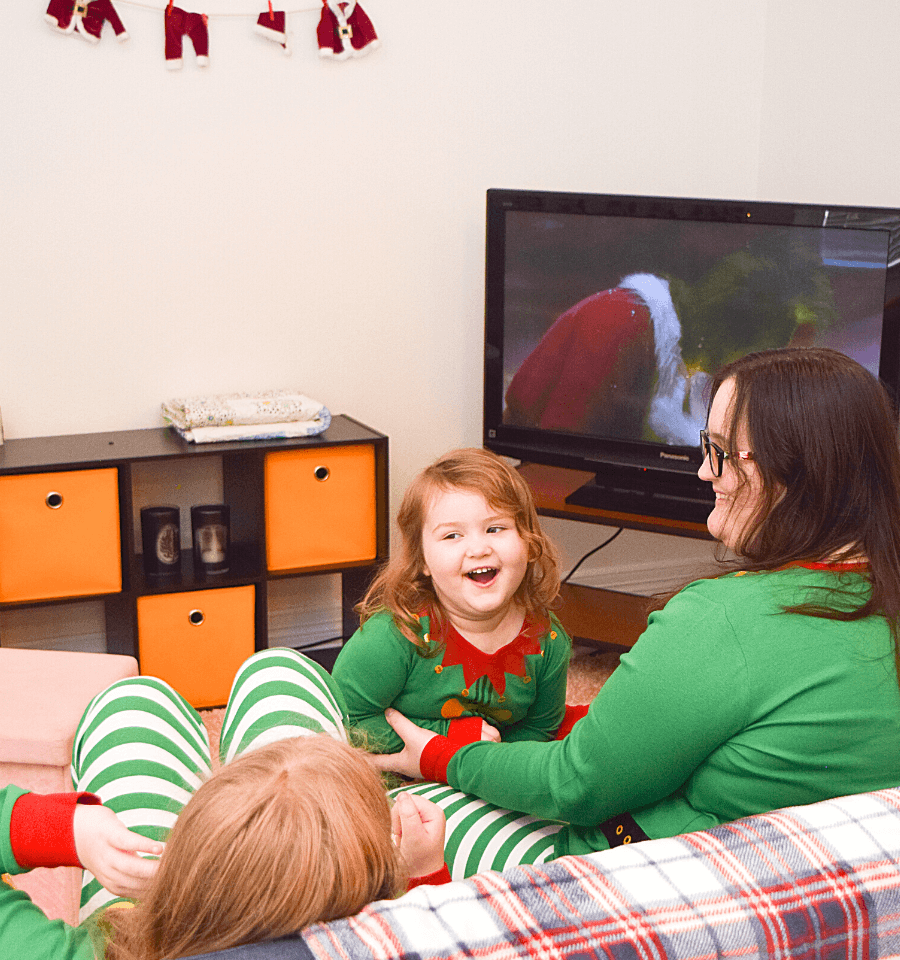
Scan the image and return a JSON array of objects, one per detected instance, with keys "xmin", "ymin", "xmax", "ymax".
[
  {"xmin": 389, "ymin": 781, "xmax": 563, "ymax": 879},
  {"xmin": 218, "ymin": 648, "xmax": 349, "ymax": 765},
  {"xmin": 71, "ymin": 676, "xmax": 212, "ymax": 921}
]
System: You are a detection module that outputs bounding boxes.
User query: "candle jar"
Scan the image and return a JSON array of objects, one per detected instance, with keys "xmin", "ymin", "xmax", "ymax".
[
  {"xmin": 191, "ymin": 504, "xmax": 230, "ymax": 575},
  {"xmin": 141, "ymin": 506, "xmax": 181, "ymax": 578}
]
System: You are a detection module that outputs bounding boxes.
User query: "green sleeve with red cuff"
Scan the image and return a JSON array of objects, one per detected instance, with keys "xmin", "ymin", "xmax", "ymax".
[
  {"xmin": 9, "ymin": 791, "xmax": 102, "ymax": 871},
  {"xmin": 1, "ymin": 786, "xmax": 101, "ymax": 960},
  {"xmin": 420, "ymin": 719, "xmax": 483, "ymax": 782},
  {"xmin": 420, "ymin": 703, "xmax": 589, "ymax": 781}
]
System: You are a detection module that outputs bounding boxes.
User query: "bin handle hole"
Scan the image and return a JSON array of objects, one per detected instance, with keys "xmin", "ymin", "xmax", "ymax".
[
  {"xmin": 45, "ymin": 492, "xmax": 64, "ymax": 509},
  {"xmin": 188, "ymin": 609, "xmax": 205, "ymax": 626},
  {"xmin": 314, "ymin": 466, "xmax": 330, "ymax": 482}
]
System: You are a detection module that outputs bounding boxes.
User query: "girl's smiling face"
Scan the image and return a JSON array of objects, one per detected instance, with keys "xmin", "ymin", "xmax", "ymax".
[
  {"xmin": 698, "ymin": 377, "xmax": 768, "ymax": 554},
  {"xmin": 421, "ymin": 487, "xmax": 529, "ymax": 633}
]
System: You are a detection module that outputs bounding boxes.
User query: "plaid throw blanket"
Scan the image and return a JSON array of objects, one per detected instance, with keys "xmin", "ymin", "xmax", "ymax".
[{"xmin": 300, "ymin": 787, "xmax": 900, "ymax": 960}]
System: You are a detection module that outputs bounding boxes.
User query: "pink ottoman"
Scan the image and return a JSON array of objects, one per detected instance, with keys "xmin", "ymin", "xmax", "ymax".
[{"xmin": 0, "ymin": 648, "xmax": 139, "ymax": 924}]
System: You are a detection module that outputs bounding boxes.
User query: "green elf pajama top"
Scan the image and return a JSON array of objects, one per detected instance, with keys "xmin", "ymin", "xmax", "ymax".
[{"xmin": 333, "ymin": 609, "xmax": 573, "ymax": 753}]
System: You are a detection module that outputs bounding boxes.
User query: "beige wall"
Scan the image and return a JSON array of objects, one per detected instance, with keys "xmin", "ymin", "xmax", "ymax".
[{"xmin": 2, "ymin": 1, "xmax": 899, "ymax": 636}]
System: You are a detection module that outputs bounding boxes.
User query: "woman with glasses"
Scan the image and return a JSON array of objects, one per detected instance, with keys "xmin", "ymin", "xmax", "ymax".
[{"xmin": 374, "ymin": 346, "xmax": 900, "ymax": 875}]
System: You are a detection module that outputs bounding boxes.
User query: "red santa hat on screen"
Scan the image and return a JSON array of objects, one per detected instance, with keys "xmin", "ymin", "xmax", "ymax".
[{"xmin": 317, "ymin": 0, "xmax": 379, "ymax": 59}]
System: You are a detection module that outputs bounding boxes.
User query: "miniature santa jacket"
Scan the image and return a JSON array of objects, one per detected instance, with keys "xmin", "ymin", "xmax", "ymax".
[
  {"xmin": 317, "ymin": 0, "xmax": 379, "ymax": 59},
  {"xmin": 45, "ymin": 0, "xmax": 129, "ymax": 42}
]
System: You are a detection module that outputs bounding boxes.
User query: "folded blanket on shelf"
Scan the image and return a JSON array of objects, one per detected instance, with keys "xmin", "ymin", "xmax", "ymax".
[
  {"xmin": 168, "ymin": 419, "xmax": 332, "ymax": 444},
  {"xmin": 162, "ymin": 391, "xmax": 331, "ymax": 443}
]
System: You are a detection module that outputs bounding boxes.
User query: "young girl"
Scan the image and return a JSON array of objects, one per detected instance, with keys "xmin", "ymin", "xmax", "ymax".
[
  {"xmin": 332, "ymin": 447, "xmax": 573, "ymax": 758},
  {"xmin": 1, "ymin": 648, "xmax": 447, "ymax": 960}
]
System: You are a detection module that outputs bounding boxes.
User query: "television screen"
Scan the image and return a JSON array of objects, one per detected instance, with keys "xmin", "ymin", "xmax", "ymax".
[{"xmin": 484, "ymin": 190, "xmax": 900, "ymax": 523}]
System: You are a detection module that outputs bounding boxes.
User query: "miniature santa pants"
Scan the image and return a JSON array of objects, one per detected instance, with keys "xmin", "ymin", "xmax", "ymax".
[{"xmin": 165, "ymin": 6, "xmax": 209, "ymax": 68}]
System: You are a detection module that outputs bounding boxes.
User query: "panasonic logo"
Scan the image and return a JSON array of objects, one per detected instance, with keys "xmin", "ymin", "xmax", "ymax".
[{"xmin": 659, "ymin": 451, "xmax": 691, "ymax": 462}]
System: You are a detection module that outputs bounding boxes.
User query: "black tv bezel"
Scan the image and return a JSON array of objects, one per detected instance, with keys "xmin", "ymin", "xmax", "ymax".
[{"xmin": 483, "ymin": 188, "xmax": 900, "ymax": 521}]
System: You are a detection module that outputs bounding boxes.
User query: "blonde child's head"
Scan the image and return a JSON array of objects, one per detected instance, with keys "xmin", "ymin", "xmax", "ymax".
[
  {"xmin": 107, "ymin": 735, "xmax": 403, "ymax": 960},
  {"xmin": 359, "ymin": 447, "xmax": 560, "ymax": 642}
]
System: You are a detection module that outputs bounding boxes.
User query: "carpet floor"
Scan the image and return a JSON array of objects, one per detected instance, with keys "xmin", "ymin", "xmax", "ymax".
[{"xmin": 199, "ymin": 645, "xmax": 620, "ymax": 768}]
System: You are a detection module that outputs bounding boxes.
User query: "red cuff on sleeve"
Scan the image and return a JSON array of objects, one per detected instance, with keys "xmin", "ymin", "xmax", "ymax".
[
  {"xmin": 420, "ymin": 734, "xmax": 454, "ymax": 782},
  {"xmin": 407, "ymin": 863, "xmax": 452, "ymax": 889},
  {"xmin": 447, "ymin": 716, "xmax": 485, "ymax": 746},
  {"xmin": 10, "ymin": 792, "xmax": 102, "ymax": 869},
  {"xmin": 554, "ymin": 703, "xmax": 590, "ymax": 740},
  {"xmin": 422, "ymin": 716, "xmax": 499, "ymax": 782}
]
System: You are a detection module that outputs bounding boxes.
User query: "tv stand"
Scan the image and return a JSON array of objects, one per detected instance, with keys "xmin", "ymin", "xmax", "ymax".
[
  {"xmin": 564, "ymin": 465, "xmax": 714, "ymax": 525},
  {"xmin": 517, "ymin": 462, "xmax": 713, "ymax": 649}
]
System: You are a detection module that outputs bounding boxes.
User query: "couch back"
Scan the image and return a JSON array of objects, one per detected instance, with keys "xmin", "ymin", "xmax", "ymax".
[{"xmin": 182, "ymin": 787, "xmax": 900, "ymax": 960}]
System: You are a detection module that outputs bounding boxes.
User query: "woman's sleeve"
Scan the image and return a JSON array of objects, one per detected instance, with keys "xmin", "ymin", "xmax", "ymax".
[
  {"xmin": 502, "ymin": 619, "xmax": 572, "ymax": 743},
  {"xmin": 447, "ymin": 585, "xmax": 751, "ymax": 824}
]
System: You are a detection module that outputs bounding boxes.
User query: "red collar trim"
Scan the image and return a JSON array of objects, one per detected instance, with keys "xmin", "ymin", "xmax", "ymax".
[
  {"xmin": 783, "ymin": 560, "xmax": 870, "ymax": 572},
  {"xmin": 430, "ymin": 612, "xmax": 548, "ymax": 695}
]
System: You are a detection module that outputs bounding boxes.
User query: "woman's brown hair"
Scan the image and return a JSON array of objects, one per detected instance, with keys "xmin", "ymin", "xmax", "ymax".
[
  {"xmin": 697, "ymin": 347, "xmax": 900, "ymax": 655},
  {"xmin": 357, "ymin": 447, "xmax": 561, "ymax": 645},
  {"xmin": 106, "ymin": 735, "xmax": 404, "ymax": 960}
]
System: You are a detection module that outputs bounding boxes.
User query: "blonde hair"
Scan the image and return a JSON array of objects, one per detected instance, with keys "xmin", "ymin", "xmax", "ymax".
[
  {"xmin": 358, "ymin": 447, "xmax": 561, "ymax": 644},
  {"xmin": 107, "ymin": 735, "xmax": 404, "ymax": 960}
]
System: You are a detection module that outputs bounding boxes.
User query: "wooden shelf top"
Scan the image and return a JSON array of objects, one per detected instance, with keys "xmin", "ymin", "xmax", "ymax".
[{"xmin": 0, "ymin": 415, "xmax": 386, "ymax": 474}]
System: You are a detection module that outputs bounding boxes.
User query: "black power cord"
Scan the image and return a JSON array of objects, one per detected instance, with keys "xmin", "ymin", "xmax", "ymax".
[{"xmin": 561, "ymin": 527, "xmax": 625, "ymax": 584}]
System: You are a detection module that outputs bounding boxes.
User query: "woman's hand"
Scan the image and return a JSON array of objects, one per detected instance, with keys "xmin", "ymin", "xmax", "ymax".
[
  {"xmin": 391, "ymin": 791, "xmax": 446, "ymax": 879},
  {"xmin": 369, "ymin": 709, "xmax": 436, "ymax": 778},
  {"xmin": 73, "ymin": 804, "xmax": 164, "ymax": 898}
]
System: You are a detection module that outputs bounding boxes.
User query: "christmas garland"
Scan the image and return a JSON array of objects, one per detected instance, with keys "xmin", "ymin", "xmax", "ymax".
[{"xmin": 42, "ymin": 0, "xmax": 380, "ymax": 67}]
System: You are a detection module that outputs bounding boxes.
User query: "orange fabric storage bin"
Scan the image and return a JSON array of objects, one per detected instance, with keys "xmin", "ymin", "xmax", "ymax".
[
  {"xmin": 137, "ymin": 585, "xmax": 255, "ymax": 709},
  {"xmin": 0, "ymin": 468, "xmax": 122, "ymax": 603},
  {"xmin": 265, "ymin": 444, "xmax": 377, "ymax": 571}
]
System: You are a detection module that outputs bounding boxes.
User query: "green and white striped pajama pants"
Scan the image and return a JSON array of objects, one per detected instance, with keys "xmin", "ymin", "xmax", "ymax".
[{"xmin": 71, "ymin": 648, "xmax": 561, "ymax": 920}]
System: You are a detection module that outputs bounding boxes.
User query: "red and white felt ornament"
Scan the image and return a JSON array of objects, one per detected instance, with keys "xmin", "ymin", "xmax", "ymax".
[
  {"xmin": 317, "ymin": 0, "xmax": 379, "ymax": 60},
  {"xmin": 45, "ymin": 0, "xmax": 129, "ymax": 43},
  {"xmin": 254, "ymin": 2, "xmax": 290, "ymax": 55}
]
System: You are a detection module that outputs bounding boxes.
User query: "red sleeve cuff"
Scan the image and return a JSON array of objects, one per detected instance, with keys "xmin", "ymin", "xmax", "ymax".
[
  {"xmin": 407, "ymin": 863, "xmax": 451, "ymax": 888},
  {"xmin": 447, "ymin": 716, "xmax": 485, "ymax": 746},
  {"xmin": 420, "ymin": 735, "xmax": 453, "ymax": 782},
  {"xmin": 422, "ymin": 716, "xmax": 500, "ymax": 782},
  {"xmin": 10, "ymin": 792, "xmax": 102, "ymax": 869},
  {"xmin": 554, "ymin": 703, "xmax": 590, "ymax": 740}
]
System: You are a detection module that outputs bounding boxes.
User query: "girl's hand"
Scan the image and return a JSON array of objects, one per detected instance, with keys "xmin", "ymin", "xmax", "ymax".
[
  {"xmin": 73, "ymin": 804, "xmax": 164, "ymax": 898},
  {"xmin": 391, "ymin": 791, "xmax": 446, "ymax": 879},
  {"xmin": 369, "ymin": 708, "xmax": 436, "ymax": 778}
]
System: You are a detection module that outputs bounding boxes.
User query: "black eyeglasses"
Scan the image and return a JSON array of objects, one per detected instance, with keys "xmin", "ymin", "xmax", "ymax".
[{"xmin": 700, "ymin": 429, "xmax": 755, "ymax": 478}]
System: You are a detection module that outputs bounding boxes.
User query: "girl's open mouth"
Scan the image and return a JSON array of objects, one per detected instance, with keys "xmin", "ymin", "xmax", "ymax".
[{"xmin": 466, "ymin": 567, "xmax": 498, "ymax": 585}]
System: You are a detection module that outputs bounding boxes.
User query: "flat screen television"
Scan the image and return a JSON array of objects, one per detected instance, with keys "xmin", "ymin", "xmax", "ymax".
[{"xmin": 483, "ymin": 189, "xmax": 900, "ymax": 524}]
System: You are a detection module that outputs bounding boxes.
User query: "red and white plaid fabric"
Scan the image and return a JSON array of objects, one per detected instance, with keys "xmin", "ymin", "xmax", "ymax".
[{"xmin": 302, "ymin": 787, "xmax": 900, "ymax": 960}]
